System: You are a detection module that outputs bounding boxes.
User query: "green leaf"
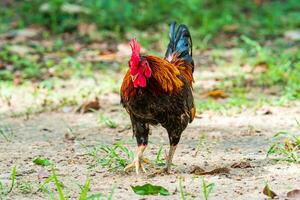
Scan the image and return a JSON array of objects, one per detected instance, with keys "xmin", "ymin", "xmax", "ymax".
[
  {"xmin": 52, "ymin": 167, "xmax": 65, "ymax": 200},
  {"xmin": 79, "ymin": 178, "xmax": 91, "ymax": 200},
  {"xmin": 33, "ymin": 158, "xmax": 51, "ymax": 166},
  {"xmin": 179, "ymin": 178, "xmax": 187, "ymax": 200},
  {"xmin": 202, "ymin": 177, "xmax": 215, "ymax": 200},
  {"xmin": 154, "ymin": 145, "xmax": 165, "ymax": 166},
  {"xmin": 131, "ymin": 183, "xmax": 170, "ymax": 196},
  {"xmin": 8, "ymin": 165, "xmax": 16, "ymax": 193},
  {"xmin": 267, "ymin": 144, "xmax": 277, "ymax": 156},
  {"xmin": 273, "ymin": 131, "xmax": 289, "ymax": 138}
]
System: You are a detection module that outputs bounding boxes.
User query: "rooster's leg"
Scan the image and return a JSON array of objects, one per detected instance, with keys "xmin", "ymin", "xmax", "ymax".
[
  {"xmin": 165, "ymin": 145, "xmax": 177, "ymax": 173},
  {"xmin": 125, "ymin": 118, "xmax": 150, "ymax": 174},
  {"xmin": 124, "ymin": 145, "xmax": 149, "ymax": 174},
  {"xmin": 163, "ymin": 129, "xmax": 183, "ymax": 174}
]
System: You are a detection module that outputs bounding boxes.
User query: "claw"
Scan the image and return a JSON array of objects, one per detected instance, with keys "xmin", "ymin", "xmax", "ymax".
[
  {"xmin": 124, "ymin": 145, "xmax": 148, "ymax": 175},
  {"xmin": 124, "ymin": 158, "xmax": 147, "ymax": 174}
]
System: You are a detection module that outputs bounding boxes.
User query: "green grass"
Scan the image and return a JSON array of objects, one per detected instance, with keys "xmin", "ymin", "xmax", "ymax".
[
  {"xmin": 86, "ymin": 141, "xmax": 134, "ymax": 171},
  {"xmin": 51, "ymin": 167, "xmax": 66, "ymax": 200},
  {"xmin": 179, "ymin": 178, "xmax": 187, "ymax": 200},
  {"xmin": 38, "ymin": 166, "xmax": 115, "ymax": 200},
  {"xmin": 98, "ymin": 114, "xmax": 118, "ymax": 129},
  {"xmin": 153, "ymin": 145, "xmax": 165, "ymax": 167},
  {"xmin": 18, "ymin": 182, "xmax": 33, "ymax": 194},
  {"xmin": 267, "ymin": 119, "xmax": 300, "ymax": 163},
  {"xmin": 0, "ymin": 125, "xmax": 14, "ymax": 142},
  {"xmin": 194, "ymin": 134, "xmax": 209, "ymax": 157},
  {"xmin": 1, "ymin": 0, "xmax": 300, "ymax": 40},
  {"xmin": 0, "ymin": 165, "xmax": 17, "ymax": 197},
  {"xmin": 178, "ymin": 177, "xmax": 215, "ymax": 200},
  {"xmin": 78, "ymin": 178, "xmax": 91, "ymax": 200},
  {"xmin": 201, "ymin": 177, "xmax": 215, "ymax": 200},
  {"xmin": 240, "ymin": 36, "xmax": 300, "ymax": 100}
]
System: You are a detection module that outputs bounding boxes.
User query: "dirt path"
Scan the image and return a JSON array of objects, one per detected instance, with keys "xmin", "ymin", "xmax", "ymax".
[{"xmin": 1, "ymin": 103, "xmax": 300, "ymax": 200}]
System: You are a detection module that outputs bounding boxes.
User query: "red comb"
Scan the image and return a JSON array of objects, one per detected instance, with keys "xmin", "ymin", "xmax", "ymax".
[
  {"xmin": 129, "ymin": 38, "xmax": 140, "ymax": 74},
  {"xmin": 130, "ymin": 38, "xmax": 140, "ymax": 54}
]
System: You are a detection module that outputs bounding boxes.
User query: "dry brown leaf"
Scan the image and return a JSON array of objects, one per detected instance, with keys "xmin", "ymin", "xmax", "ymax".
[
  {"xmin": 263, "ymin": 185, "xmax": 278, "ymax": 199},
  {"xmin": 190, "ymin": 165, "xmax": 230, "ymax": 175},
  {"xmin": 98, "ymin": 53, "xmax": 117, "ymax": 61},
  {"xmin": 287, "ymin": 189, "xmax": 300, "ymax": 198},
  {"xmin": 64, "ymin": 133, "xmax": 76, "ymax": 141},
  {"xmin": 253, "ymin": 63, "xmax": 268, "ymax": 73},
  {"xmin": 77, "ymin": 97, "xmax": 100, "ymax": 114},
  {"xmin": 231, "ymin": 161, "xmax": 252, "ymax": 169},
  {"xmin": 206, "ymin": 89, "xmax": 228, "ymax": 99},
  {"xmin": 190, "ymin": 165, "xmax": 205, "ymax": 174},
  {"xmin": 223, "ymin": 24, "xmax": 238, "ymax": 33}
]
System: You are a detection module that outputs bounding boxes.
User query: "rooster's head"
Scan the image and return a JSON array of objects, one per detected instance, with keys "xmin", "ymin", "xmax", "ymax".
[{"xmin": 129, "ymin": 38, "xmax": 152, "ymax": 88}]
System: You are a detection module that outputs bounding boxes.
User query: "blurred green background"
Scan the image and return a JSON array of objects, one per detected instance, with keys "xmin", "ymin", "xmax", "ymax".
[
  {"xmin": 1, "ymin": 0, "xmax": 300, "ymax": 40},
  {"xmin": 0, "ymin": 0, "xmax": 300, "ymax": 114}
]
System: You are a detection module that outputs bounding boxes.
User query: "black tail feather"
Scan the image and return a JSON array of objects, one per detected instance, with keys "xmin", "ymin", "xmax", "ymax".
[{"xmin": 165, "ymin": 22, "xmax": 194, "ymax": 71}]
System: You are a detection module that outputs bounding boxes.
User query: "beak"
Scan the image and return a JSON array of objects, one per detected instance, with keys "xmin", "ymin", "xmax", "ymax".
[{"xmin": 131, "ymin": 74, "xmax": 138, "ymax": 81}]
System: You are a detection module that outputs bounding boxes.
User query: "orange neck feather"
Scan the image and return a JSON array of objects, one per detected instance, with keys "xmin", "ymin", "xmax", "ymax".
[
  {"xmin": 169, "ymin": 54, "xmax": 194, "ymax": 87},
  {"xmin": 146, "ymin": 55, "xmax": 183, "ymax": 94}
]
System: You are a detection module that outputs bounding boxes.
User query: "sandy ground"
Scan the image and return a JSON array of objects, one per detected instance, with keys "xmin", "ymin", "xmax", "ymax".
[{"xmin": 1, "ymin": 99, "xmax": 300, "ymax": 200}]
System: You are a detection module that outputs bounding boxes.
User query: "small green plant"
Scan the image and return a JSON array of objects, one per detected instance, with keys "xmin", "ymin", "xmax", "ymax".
[
  {"xmin": 267, "ymin": 119, "xmax": 300, "ymax": 163},
  {"xmin": 37, "ymin": 167, "xmax": 66, "ymax": 199},
  {"xmin": 39, "ymin": 167, "xmax": 115, "ymax": 200},
  {"xmin": 87, "ymin": 141, "xmax": 133, "ymax": 170},
  {"xmin": 0, "ymin": 165, "xmax": 17, "ymax": 196},
  {"xmin": 78, "ymin": 178, "xmax": 91, "ymax": 200},
  {"xmin": 0, "ymin": 125, "xmax": 14, "ymax": 142},
  {"xmin": 178, "ymin": 176, "xmax": 200, "ymax": 200},
  {"xmin": 83, "ymin": 185, "xmax": 115, "ymax": 200},
  {"xmin": 18, "ymin": 181, "xmax": 33, "ymax": 194},
  {"xmin": 179, "ymin": 178, "xmax": 187, "ymax": 200},
  {"xmin": 202, "ymin": 177, "xmax": 215, "ymax": 200},
  {"xmin": 99, "ymin": 114, "xmax": 118, "ymax": 129},
  {"xmin": 194, "ymin": 134, "xmax": 207, "ymax": 157},
  {"xmin": 267, "ymin": 121, "xmax": 300, "ymax": 163},
  {"xmin": 153, "ymin": 145, "xmax": 165, "ymax": 167},
  {"xmin": 52, "ymin": 167, "xmax": 66, "ymax": 200}
]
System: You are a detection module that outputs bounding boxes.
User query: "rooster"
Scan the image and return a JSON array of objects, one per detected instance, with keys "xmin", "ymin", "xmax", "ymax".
[{"xmin": 120, "ymin": 22, "xmax": 195, "ymax": 174}]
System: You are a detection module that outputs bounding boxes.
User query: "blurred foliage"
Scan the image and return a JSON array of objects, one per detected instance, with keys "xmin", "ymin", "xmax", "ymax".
[{"xmin": 0, "ymin": 0, "xmax": 299, "ymax": 40}]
